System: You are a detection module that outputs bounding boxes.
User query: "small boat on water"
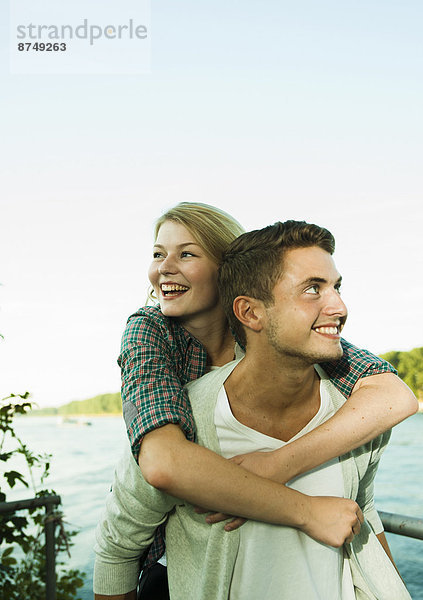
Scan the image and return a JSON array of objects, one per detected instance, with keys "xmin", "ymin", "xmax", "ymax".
[{"xmin": 56, "ymin": 416, "xmax": 93, "ymax": 426}]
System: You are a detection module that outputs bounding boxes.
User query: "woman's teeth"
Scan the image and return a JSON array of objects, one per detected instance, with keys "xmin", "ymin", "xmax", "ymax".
[{"xmin": 161, "ymin": 284, "xmax": 189, "ymax": 296}]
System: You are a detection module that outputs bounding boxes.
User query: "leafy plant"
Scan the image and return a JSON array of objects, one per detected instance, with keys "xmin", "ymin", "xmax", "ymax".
[
  {"xmin": 0, "ymin": 392, "xmax": 85, "ymax": 599},
  {"xmin": 381, "ymin": 347, "xmax": 423, "ymax": 399}
]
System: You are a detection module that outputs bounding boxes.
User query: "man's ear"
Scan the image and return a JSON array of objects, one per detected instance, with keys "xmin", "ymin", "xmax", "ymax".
[{"xmin": 232, "ymin": 296, "xmax": 265, "ymax": 334}]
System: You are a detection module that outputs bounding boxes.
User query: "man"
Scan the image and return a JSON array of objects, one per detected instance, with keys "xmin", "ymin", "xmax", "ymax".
[{"xmin": 94, "ymin": 220, "xmax": 410, "ymax": 599}]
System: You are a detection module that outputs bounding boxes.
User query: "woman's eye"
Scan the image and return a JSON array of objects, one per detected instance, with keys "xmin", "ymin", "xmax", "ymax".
[
  {"xmin": 181, "ymin": 251, "xmax": 195, "ymax": 258},
  {"xmin": 305, "ymin": 285, "xmax": 319, "ymax": 295},
  {"xmin": 153, "ymin": 251, "xmax": 164, "ymax": 259}
]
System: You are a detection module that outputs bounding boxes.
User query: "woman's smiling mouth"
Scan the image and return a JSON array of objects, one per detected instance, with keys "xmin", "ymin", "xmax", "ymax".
[{"xmin": 160, "ymin": 283, "xmax": 189, "ymax": 297}]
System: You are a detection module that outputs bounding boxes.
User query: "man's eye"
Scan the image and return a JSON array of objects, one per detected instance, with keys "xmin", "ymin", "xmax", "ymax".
[
  {"xmin": 335, "ymin": 285, "xmax": 342, "ymax": 294},
  {"xmin": 305, "ymin": 285, "xmax": 319, "ymax": 295}
]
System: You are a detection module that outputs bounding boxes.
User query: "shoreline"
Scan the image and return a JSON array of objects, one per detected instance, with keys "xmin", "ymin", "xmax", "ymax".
[{"xmin": 19, "ymin": 412, "xmax": 123, "ymax": 418}]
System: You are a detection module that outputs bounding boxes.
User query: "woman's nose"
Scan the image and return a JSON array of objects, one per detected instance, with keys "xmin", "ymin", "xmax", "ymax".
[{"xmin": 158, "ymin": 255, "xmax": 177, "ymax": 274}]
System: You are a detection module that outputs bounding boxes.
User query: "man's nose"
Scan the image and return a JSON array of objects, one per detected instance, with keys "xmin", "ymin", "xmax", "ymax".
[{"xmin": 324, "ymin": 290, "xmax": 348, "ymax": 317}]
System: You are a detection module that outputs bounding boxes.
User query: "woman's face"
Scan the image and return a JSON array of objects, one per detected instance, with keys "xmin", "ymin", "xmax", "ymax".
[{"xmin": 148, "ymin": 220, "xmax": 222, "ymax": 327}]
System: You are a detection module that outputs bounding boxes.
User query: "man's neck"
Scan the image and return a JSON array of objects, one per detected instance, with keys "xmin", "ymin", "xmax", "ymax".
[{"xmin": 224, "ymin": 351, "xmax": 321, "ymax": 441}]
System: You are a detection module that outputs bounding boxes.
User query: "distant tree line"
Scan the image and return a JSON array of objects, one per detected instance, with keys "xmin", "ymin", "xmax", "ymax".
[
  {"xmin": 33, "ymin": 393, "xmax": 122, "ymax": 416},
  {"xmin": 31, "ymin": 346, "xmax": 423, "ymax": 416},
  {"xmin": 381, "ymin": 346, "xmax": 423, "ymax": 399}
]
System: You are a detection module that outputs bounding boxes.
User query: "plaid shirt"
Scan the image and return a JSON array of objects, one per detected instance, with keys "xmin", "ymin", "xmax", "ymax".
[{"xmin": 118, "ymin": 304, "xmax": 396, "ymax": 567}]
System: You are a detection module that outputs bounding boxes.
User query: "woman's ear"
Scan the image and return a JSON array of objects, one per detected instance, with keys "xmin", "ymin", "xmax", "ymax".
[{"xmin": 232, "ymin": 296, "xmax": 265, "ymax": 334}]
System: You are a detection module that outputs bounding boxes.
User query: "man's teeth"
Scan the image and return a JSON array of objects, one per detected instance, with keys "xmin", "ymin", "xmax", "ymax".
[{"xmin": 314, "ymin": 326, "xmax": 339, "ymax": 335}]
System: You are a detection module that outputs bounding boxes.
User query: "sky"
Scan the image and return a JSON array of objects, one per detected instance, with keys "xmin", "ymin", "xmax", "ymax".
[{"xmin": 1, "ymin": 1, "xmax": 422, "ymax": 407}]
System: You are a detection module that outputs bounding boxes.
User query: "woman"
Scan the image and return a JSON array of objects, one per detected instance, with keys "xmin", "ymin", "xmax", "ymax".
[{"xmin": 95, "ymin": 202, "xmax": 416, "ymax": 599}]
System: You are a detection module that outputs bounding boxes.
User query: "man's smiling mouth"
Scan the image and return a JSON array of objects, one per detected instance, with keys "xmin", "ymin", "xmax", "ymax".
[
  {"xmin": 314, "ymin": 326, "xmax": 340, "ymax": 335},
  {"xmin": 313, "ymin": 322, "xmax": 344, "ymax": 336}
]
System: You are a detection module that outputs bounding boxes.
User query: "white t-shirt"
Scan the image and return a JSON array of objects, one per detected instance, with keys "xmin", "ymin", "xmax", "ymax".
[{"xmin": 214, "ymin": 370, "xmax": 356, "ymax": 600}]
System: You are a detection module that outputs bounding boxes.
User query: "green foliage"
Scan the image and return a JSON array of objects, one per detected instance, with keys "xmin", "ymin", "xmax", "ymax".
[
  {"xmin": 58, "ymin": 393, "xmax": 122, "ymax": 415},
  {"xmin": 381, "ymin": 347, "xmax": 423, "ymax": 398},
  {"xmin": 34, "ymin": 392, "xmax": 122, "ymax": 416},
  {"xmin": 0, "ymin": 393, "xmax": 85, "ymax": 599}
]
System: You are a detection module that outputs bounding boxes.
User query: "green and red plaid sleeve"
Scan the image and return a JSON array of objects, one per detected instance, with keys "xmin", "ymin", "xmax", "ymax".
[
  {"xmin": 118, "ymin": 306, "xmax": 208, "ymax": 567},
  {"xmin": 118, "ymin": 306, "xmax": 207, "ymax": 461},
  {"xmin": 322, "ymin": 338, "xmax": 396, "ymax": 396}
]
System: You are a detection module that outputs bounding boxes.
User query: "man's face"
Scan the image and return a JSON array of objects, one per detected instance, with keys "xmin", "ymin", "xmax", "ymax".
[{"xmin": 263, "ymin": 246, "xmax": 348, "ymax": 364}]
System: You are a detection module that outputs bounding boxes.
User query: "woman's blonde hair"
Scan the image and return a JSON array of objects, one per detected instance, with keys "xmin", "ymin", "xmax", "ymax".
[
  {"xmin": 153, "ymin": 202, "xmax": 245, "ymax": 264},
  {"xmin": 147, "ymin": 202, "xmax": 245, "ymax": 303}
]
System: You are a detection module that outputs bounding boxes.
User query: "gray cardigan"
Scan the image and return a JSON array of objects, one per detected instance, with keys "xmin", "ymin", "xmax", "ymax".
[{"xmin": 94, "ymin": 360, "xmax": 411, "ymax": 600}]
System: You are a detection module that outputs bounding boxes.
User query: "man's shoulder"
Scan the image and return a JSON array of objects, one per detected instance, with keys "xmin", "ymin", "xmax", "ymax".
[
  {"xmin": 186, "ymin": 360, "xmax": 242, "ymax": 401},
  {"xmin": 315, "ymin": 364, "xmax": 347, "ymax": 410},
  {"xmin": 184, "ymin": 360, "xmax": 243, "ymax": 453},
  {"xmin": 316, "ymin": 365, "xmax": 390, "ymax": 453}
]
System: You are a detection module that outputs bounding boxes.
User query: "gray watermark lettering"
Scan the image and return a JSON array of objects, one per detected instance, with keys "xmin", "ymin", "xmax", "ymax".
[{"xmin": 16, "ymin": 18, "xmax": 148, "ymax": 46}]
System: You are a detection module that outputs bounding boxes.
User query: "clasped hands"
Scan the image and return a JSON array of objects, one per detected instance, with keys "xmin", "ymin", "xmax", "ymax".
[{"xmin": 194, "ymin": 448, "xmax": 364, "ymax": 547}]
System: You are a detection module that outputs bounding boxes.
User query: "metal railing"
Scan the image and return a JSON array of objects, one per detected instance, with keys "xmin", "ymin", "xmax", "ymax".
[
  {"xmin": 0, "ymin": 494, "xmax": 61, "ymax": 600},
  {"xmin": 0, "ymin": 498, "xmax": 422, "ymax": 600},
  {"xmin": 380, "ymin": 511, "xmax": 423, "ymax": 540}
]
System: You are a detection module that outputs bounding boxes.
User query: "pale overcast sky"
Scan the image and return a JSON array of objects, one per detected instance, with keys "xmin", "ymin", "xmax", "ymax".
[{"xmin": 1, "ymin": 1, "xmax": 422, "ymax": 407}]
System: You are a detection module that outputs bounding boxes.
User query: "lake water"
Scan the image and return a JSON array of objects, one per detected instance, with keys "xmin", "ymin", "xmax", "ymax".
[{"xmin": 7, "ymin": 413, "xmax": 423, "ymax": 599}]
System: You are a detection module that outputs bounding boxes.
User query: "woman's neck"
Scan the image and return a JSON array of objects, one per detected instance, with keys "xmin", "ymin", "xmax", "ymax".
[{"xmin": 182, "ymin": 312, "xmax": 235, "ymax": 367}]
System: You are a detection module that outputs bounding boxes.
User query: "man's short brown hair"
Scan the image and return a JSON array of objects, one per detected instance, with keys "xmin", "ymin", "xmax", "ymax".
[{"xmin": 218, "ymin": 220, "xmax": 335, "ymax": 347}]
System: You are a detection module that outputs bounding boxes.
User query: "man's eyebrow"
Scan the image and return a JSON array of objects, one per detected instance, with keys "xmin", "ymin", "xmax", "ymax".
[{"xmin": 298, "ymin": 276, "xmax": 342, "ymax": 287}]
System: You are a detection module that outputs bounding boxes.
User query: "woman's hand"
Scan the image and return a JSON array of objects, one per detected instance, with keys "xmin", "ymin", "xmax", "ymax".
[
  {"xmin": 195, "ymin": 495, "xmax": 363, "ymax": 546},
  {"xmin": 229, "ymin": 448, "xmax": 294, "ymax": 484},
  {"xmin": 194, "ymin": 505, "xmax": 247, "ymax": 531},
  {"xmin": 303, "ymin": 496, "xmax": 363, "ymax": 547}
]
